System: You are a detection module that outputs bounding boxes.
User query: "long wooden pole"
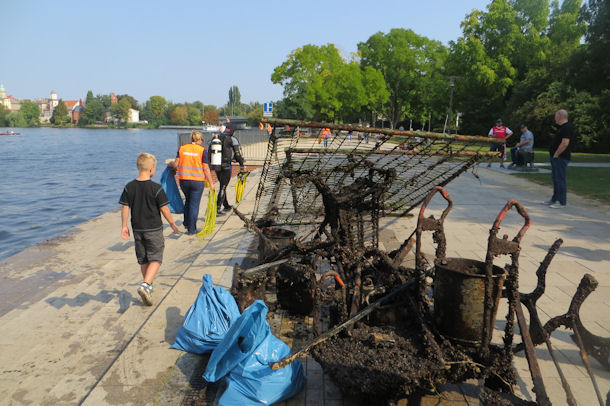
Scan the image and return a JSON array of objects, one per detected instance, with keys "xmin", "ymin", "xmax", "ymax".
[{"xmin": 261, "ymin": 117, "xmax": 500, "ymax": 145}]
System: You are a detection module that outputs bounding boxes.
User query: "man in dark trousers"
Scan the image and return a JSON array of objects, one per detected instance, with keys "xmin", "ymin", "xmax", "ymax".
[
  {"xmin": 210, "ymin": 124, "xmax": 245, "ymax": 215},
  {"xmin": 543, "ymin": 109, "xmax": 574, "ymax": 209}
]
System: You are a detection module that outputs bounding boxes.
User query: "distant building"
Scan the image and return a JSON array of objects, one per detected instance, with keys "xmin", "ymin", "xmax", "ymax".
[
  {"xmin": 63, "ymin": 99, "xmax": 84, "ymax": 124},
  {"xmin": 0, "ymin": 84, "xmax": 21, "ymax": 113},
  {"xmin": 127, "ymin": 108, "xmax": 139, "ymax": 123},
  {"xmin": 35, "ymin": 90, "xmax": 60, "ymax": 123}
]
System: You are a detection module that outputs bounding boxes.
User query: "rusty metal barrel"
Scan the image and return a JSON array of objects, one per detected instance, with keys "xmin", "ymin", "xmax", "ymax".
[
  {"xmin": 258, "ymin": 227, "xmax": 296, "ymax": 263},
  {"xmin": 433, "ymin": 258, "xmax": 506, "ymax": 345}
]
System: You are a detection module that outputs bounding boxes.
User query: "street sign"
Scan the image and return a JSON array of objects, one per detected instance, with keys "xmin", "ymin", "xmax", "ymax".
[{"xmin": 263, "ymin": 102, "xmax": 273, "ymax": 117}]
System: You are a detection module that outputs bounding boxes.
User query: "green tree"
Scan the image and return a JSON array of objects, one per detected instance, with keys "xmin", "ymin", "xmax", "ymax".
[
  {"xmin": 361, "ymin": 66, "xmax": 391, "ymax": 124},
  {"xmin": 81, "ymin": 99, "xmax": 105, "ymax": 124},
  {"xmin": 0, "ymin": 104, "xmax": 8, "ymax": 126},
  {"xmin": 246, "ymin": 103, "xmax": 263, "ymax": 126},
  {"xmin": 358, "ymin": 29, "xmax": 448, "ymax": 127},
  {"xmin": 272, "ymin": 44, "xmax": 345, "ymax": 121},
  {"xmin": 20, "ymin": 100, "xmax": 41, "ymax": 127},
  {"xmin": 7, "ymin": 112, "xmax": 27, "ymax": 127},
  {"xmin": 110, "ymin": 98, "xmax": 131, "ymax": 122},
  {"xmin": 51, "ymin": 100, "xmax": 69, "ymax": 124},
  {"xmin": 142, "ymin": 96, "xmax": 168, "ymax": 126},
  {"xmin": 228, "ymin": 86, "xmax": 241, "ymax": 116},
  {"xmin": 97, "ymin": 94, "xmax": 112, "ymax": 110},
  {"xmin": 187, "ymin": 104, "xmax": 202, "ymax": 126},
  {"xmin": 169, "ymin": 104, "xmax": 188, "ymax": 125},
  {"xmin": 117, "ymin": 94, "xmax": 139, "ymax": 109}
]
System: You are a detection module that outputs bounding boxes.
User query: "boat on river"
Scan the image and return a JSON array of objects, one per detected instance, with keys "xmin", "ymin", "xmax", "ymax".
[{"xmin": 0, "ymin": 130, "xmax": 20, "ymax": 136}]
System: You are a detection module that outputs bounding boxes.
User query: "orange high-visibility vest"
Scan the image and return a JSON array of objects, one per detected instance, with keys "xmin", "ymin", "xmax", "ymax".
[
  {"xmin": 177, "ymin": 143, "xmax": 206, "ymax": 181},
  {"xmin": 259, "ymin": 122, "xmax": 264, "ymax": 130},
  {"xmin": 266, "ymin": 124, "xmax": 272, "ymax": 133}
]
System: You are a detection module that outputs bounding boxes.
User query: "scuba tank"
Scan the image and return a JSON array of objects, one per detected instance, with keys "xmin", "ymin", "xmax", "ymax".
[{"xmin": 210, "ymin": 136, "xmax": 223, "ymax": 166}]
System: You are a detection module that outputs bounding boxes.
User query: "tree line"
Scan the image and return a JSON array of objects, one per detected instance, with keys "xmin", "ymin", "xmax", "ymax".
[
  {"xmin": 271, "ymin": 0, "xmax": 609, "ymax": 152},
  {"xmin": 0, "ymin": 87, "xmax": 264, "ymax": 128}
]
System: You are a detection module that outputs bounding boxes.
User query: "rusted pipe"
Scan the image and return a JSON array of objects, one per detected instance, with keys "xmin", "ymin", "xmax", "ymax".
[{"xmin": 262, "ymin": 117, "xmax": 502, "ymax": 144}]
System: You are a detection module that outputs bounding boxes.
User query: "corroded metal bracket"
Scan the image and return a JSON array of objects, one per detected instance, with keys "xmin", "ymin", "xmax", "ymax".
[{"xmin": 415, "ymin": 186, "xmax": 453, "ymax": 272}]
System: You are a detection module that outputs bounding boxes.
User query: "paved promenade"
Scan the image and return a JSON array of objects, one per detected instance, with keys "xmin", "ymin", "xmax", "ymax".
[{"xmin": 0, "ymin": 166, "xmax": 608, "ymax": 405}]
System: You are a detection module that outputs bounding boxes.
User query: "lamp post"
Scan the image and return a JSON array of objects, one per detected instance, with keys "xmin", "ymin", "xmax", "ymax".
[{"xmin": 448, "ymin": 76, "xmax": 456, "ymax": 134}]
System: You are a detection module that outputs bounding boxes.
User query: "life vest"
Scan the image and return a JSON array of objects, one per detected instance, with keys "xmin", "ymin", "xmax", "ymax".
[
  {"xmin": 177, "ymin": 143, "xmax": 206, "ymax": 181},
  {"xmin": 492, "ymin": 126, "xmax": 509, "ymax": 139}
]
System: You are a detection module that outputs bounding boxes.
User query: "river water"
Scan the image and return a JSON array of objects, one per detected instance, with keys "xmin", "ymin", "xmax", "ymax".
[{"xmin": 0, "ymin": 128, "xmax": 188, "ymax": 260}]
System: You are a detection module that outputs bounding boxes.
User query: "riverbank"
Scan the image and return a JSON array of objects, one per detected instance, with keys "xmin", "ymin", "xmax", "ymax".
[{"xmin": 1, "ymin": 167, "xmax": 608, "ymax": 405}]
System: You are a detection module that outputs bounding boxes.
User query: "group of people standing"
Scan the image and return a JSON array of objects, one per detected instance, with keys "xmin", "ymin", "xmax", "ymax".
[
  {"xmin": 487, "ymin": 109, "xmax": 574, "ymax": 209},
  {"xmin": 119, "ymin": 125, "xmax": 246, "ymax": 305}
]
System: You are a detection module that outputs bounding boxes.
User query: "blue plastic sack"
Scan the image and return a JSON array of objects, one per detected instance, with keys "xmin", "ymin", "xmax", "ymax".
[
  {"xmin": 171, "ymin": 274, "xmax": 240, "ymax": 354},
  {"xmin": 204, "ymin": 300, "xmax": 305, "ymax": 405},
  {"xmin": 160, "ymin": 166, "xmax": 184, "ymax": 214}
]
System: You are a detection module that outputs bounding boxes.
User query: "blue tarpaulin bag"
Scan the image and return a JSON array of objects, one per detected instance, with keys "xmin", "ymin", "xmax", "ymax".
[
  {"xmin": 171, "ymin": 274, "xmax": 241, "ymax": 354},
  {"xmin": 161, "ymin": 166, "xmax": 184, "ymax": 214},
  {"xmin": 203, "ymin": 300, "xmax": 306, "ymax": 405}
]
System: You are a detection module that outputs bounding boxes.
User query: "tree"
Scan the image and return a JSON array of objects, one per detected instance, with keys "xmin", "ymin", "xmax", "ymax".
[
  {"xmin": 7, "ymin": 112, "xmax": 26, "ymax": 127},
  {"xmin": 116, "ymin": 94, "xmax": 139, "ymax": 109},
  {"xmin": 96, "ymin": 94, "xmax": 112, "ymax": 110},
  {"xmin": 272, "ymin": 43, "xmax": 387, "ymax": 122},
  {"xmin": 203, "ymin": 104, "xmax": 219, "ymax": 125},
  {"xmin": 272, "ymin": 44, "xmax": 345, "ymax": 121},
  {"xmin": 358, "ymin": 29, "xmax": 449, "ymax": 128},
  {"xmin": 0, "ymin": 104, "xmax": 8, "ymax": 126},
  {"xmin": 20, "ymin": 100, "xmax": 41, "ymax": 127},
  {"xmin": 143, "ymin": 96, "xmax": 168, "ymax": 125},
  {"xmin": 51, "ymin": 100, "xmax": 69, "ymax": 124},
  {"xmin": 110, "ymin": 98, "xmax": 131, "ymax": 122},
  {"xmin": 246, "ymin": 103, "xmax": 263, "ymax": 126},
  {"xmin": 187, "ymin": 104, "xmax": 202, "ymax": 126},
  {"xmin": 169, "ymin": 104, "xmax": 188, "ymax": 125},
  {"xmin": 81, "ymin": 98, "xmax": 105, "ymax": 124},
  {"xmin": 228, "ymin": 86, "xmax": 241, "ymax": 116}
]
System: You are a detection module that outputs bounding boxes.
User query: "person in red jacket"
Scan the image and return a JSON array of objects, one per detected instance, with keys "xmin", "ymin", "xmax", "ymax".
[{"xmin": 487, "ymin": 118, "xmax": 513, "ymax": 168}]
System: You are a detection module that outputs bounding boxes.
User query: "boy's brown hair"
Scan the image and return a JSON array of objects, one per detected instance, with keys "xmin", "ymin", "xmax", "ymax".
[{"xmin": 137, "ymin": 152, "xmax": 157, "ymax": 172}]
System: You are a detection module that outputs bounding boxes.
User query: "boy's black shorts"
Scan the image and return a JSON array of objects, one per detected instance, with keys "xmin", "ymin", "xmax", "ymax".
[{"xmin": 133, "ymin": 229, "xmax": 164, "ymax": 264}]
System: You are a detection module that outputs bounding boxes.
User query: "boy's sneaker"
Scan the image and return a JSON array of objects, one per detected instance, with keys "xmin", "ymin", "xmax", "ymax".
[
  {"xmin": 549, "ymin": 204, "xmax": 566, "ymax": 209},
  {"xmin": 137, "ymin": 282, "xmax": 153, "ymax": 306},
  {"xmin": 541, "ymin": 199, "xmax": 556, "ymax": 205}
]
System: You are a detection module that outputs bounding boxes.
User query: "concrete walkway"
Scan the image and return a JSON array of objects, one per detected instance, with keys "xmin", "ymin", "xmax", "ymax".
[{"xmin": 0, "ymin": 165, "xmax": 608, "ymax": 405}]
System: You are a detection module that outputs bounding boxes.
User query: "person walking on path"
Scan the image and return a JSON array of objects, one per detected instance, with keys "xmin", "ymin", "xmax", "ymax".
[
  {"xmin": 170, "ymin": 130, "xmax": 216, "ymax": 234},
  {"xmin": 487, "ymin": 118, "xmax": 513, "ymax": 168},
  {"xmin": 120, "ymin": 153, "xmax": 180, "ymax": 306},
  {"xmin": 210, "ymin": 125, "xmax": 245, "ymax": 216},
  {"xmin": 543, "ymin": 109, "xmax": 574, "ymax": 209},
  {"xmin": 509, "ymin": 124, "xmax": 534, "ymax": 167}
]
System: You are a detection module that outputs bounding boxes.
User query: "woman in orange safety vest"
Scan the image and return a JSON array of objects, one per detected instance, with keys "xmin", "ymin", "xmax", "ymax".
[{"xmin": 170, "ymin": 130, "xmax": 215, "ymax": 235}]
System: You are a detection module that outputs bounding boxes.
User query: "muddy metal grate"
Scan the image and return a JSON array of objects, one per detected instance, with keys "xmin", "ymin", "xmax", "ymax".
[{"xmin": 251, "ymin": 118, "xmax": 499, "ymax": 232}]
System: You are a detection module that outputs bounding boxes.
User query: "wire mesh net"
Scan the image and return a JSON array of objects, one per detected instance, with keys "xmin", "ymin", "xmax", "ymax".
[{"xmin": 251, "ymin": 118, "xmax": 499, "ymax": 230}]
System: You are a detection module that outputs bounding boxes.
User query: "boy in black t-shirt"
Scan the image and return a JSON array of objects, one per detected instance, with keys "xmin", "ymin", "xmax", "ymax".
[{"xmin": 119, "ymin": 153, "xmax": 179, "ymax": 305}]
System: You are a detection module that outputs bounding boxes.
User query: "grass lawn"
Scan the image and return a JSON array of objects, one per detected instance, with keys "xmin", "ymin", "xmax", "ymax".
[
  {"xmin": 514, "ymin": 166, "xmax": 610, "ymax": 204},
  {"xmin": 530, "ymin": 149, "xmax": 610, "ymax": 163}
]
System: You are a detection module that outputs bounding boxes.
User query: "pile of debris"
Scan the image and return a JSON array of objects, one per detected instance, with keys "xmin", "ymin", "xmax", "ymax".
[{"xmin": 231, "ymin": 119, "xmax": 609, "ymax": 405}]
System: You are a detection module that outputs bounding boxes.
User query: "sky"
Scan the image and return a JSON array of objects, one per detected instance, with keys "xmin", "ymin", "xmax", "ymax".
[{"xmin": 0, "ymin": 0, "xmax": 491, "ymax": 107}]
